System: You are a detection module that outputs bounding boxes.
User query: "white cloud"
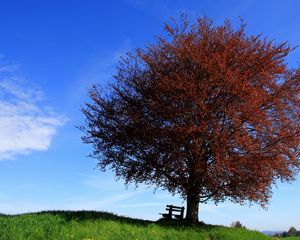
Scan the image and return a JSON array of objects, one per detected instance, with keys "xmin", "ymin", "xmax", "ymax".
[{"xmin": 0, "ymin": 62, "xmax": 66, "ymax": 160}]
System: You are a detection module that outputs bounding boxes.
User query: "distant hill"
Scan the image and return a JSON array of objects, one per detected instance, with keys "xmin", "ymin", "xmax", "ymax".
[
  {"xmin": 0, "ymin": 210, "xmax": 276, "ymax": 240},
  {"xmin": 281, "ymin": 238, "xmax": 300, "ymax": 240},
  {"xmin": 262, "ymin": 231, "xmax": 283, "ymax": 236}
]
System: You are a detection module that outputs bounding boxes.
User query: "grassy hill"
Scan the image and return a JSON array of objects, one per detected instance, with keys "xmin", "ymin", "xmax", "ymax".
[{"xmin": 0, "ymin": 210, "xmax": 276, "ymax": 240}]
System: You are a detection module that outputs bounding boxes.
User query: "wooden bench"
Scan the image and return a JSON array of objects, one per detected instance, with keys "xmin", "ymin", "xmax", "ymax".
[{"xmin": 159, "ymin": 205, "xmax": 185, "ymax": 220}]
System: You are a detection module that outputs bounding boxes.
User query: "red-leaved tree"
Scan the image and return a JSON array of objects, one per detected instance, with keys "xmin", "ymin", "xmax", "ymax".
[{"xmin": 81, "ymin": 16, "xmax": 300, "ymax": 223}]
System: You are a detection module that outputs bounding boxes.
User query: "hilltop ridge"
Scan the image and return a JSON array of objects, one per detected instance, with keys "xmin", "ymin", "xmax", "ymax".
[{"xmin": 0, "ymin": 210, "xmax": 276, "ymax": 240}]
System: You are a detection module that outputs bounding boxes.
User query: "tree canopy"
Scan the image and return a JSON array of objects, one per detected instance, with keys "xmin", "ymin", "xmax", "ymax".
[{"xmin": 81, "ymin": 15, "xmax": 300, "ymax": 222}]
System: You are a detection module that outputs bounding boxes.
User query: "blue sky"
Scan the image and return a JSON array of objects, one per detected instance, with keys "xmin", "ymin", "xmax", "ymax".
[{"xmin": 0, "ymin": 0, "xmax": 300, "ymax": 231}]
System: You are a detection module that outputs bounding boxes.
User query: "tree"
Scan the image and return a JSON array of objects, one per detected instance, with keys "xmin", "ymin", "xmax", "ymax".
[
  {"xmin": 231, "ymin": 221, "xmax": 245, "ymax": 229},
  {"xmin": 80, "ymin": 15, "xmax": 300, "ymax": 223},
  {"xmin": 288, "ymin": 227, "xmax": 297, "ymax": 237}
]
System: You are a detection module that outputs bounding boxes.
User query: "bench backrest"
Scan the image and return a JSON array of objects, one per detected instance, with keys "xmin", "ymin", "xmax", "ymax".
[{"xmin": 166, "ymin": 205, "xmax": 184, "ymax": 212}]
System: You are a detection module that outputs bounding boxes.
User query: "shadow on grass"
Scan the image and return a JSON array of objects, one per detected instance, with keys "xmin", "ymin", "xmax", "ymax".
[{"xmin": 38, "ymin": 210, "xmax": 151, "ymax": 226}]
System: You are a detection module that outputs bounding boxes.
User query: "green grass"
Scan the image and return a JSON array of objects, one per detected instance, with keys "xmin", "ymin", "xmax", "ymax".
[
  {"xmin": 284, "ymin": 238, "xmax": 300, "ymax": 240},
  {"xmin": 0, "ymin": 210, "xmax": 276, "ymax": 240}
]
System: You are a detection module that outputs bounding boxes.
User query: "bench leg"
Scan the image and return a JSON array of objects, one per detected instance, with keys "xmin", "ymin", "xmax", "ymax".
[{"xmin": 168, "ymin": 206, "xmax": 173, "ymax": 219}]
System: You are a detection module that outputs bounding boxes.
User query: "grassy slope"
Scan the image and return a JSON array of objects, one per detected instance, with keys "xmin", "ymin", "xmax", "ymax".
[{"xmin": 0, "ymin": 210, "xmax": 275, "ymax": 240}]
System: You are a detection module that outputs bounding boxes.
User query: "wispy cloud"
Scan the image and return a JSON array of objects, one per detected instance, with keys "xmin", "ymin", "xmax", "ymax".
[
  {"xmin": 0, "ymin": 188, "xmax": 146, "ymax": 215},
  {"xmin": 0, "ymin": 60, "xmax": 66, "ymax": 160},
  {"xmin": 67, "ymin": 41, "xmax": 132, "ymax": 105},
  {"xmin": 70, "ymin": 190, "xmax": 146, "ymax": 210},
  {"xmin": 0, "ymin": 64, "xmax": 20, "ymax": 73},
  {"xmin": 82, "ymin": 174, "xmax": 125, "ymax": 191}
]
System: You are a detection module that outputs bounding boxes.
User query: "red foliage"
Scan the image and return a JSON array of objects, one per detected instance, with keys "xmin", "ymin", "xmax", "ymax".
[{"xmin": 81, "ymin": 16, "xmax": 300, "ymax": 222}]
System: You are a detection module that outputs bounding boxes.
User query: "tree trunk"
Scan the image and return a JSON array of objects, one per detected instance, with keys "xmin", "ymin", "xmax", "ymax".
[{"xmin": 185, "ymin": 190, "xmax": 199, "ymax": 223}]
